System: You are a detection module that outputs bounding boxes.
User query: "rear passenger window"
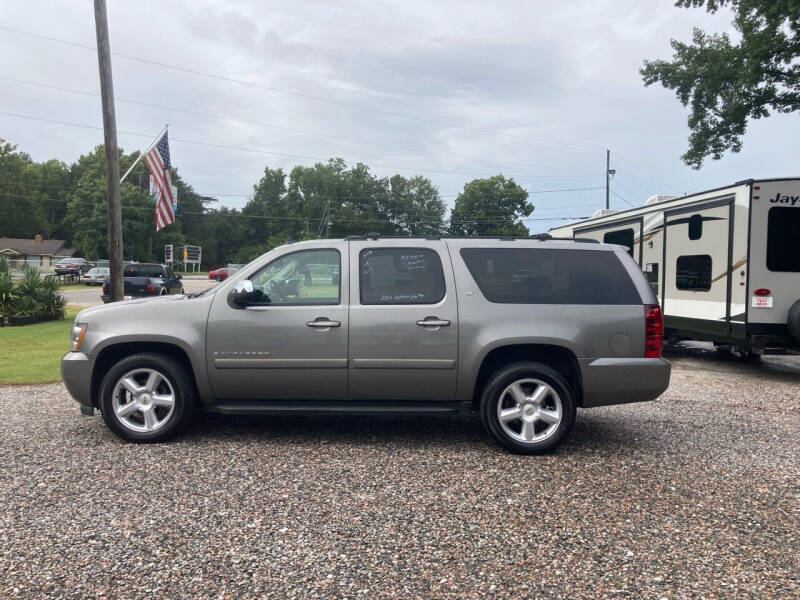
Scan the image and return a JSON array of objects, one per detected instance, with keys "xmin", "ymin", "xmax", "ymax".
[
  {"xmin": 676, "ymin": 254, "xmax": 712, "ymax": 291},
  {"xmin": 360, "ymin": 248, "xmax": 446, "ymax": 304},
  {"xmin": 460, "ymin": 248, "xmax": 641, "ymax": 304},
  {"xmin": 603, "ymin": 228, "xmax": 634, "ymax": 257}
]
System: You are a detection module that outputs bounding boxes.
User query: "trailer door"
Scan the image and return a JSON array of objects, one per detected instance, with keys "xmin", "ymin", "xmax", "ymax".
[
  {"xmin": 746, "ymin": 179, "xmax": 800, "ymax": 341},
  {"xmin": 662, "ymin": 198, "xmax": 734, "ymax": 337}
]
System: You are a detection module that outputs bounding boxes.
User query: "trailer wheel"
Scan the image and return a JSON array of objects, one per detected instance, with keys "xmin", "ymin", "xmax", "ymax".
[{"xmin": 788, "ymin": 299, "xmax": 800, "ymax": 343}]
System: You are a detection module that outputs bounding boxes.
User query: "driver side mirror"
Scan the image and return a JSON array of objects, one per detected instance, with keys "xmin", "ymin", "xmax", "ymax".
[{"xmin": 228, "ymin": 279, "xmax": 258, "ymax": 308}]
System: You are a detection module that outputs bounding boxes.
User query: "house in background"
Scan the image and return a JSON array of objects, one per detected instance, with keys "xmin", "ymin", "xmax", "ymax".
[{"xmin": 0, "ymin": 235, "xmax": 75, "ymax": 267}]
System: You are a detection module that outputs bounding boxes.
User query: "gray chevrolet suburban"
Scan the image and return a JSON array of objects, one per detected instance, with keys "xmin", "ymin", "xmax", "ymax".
[{"xmin": 62, "ymin": 235, "xmax": 670, "ymax": 453}]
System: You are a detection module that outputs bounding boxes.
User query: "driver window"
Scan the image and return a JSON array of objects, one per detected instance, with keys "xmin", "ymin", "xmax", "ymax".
[{"xmin": 249, "ymin": 249, "xmax": 340, "ymax": 305}]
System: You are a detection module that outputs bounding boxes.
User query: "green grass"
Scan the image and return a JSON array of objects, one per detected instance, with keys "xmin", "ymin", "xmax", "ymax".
[
  {"xmin": 0, "ymin": 306, "xmax": 84, "ymax": 384},
  {"xmin": 59, "ymin": 283, "xmax": 99, "ymax": 291}
]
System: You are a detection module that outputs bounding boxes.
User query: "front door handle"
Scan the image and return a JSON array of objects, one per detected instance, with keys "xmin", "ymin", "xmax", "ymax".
[
  {"xmin": 416, "ymin": 316, "xmax": 451, "ymax": 327},
  {"xmin": 306, "ymin": 317, "xmax": 341, "ymax": 329}
]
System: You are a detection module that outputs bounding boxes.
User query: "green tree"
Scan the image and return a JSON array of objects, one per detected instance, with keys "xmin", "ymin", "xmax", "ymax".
[
  {"xmin": 240, "ymin": 167, "xmax": 289, "ymax": 257},
  {"xmin": 641, "ymin": 0, "xmax": 800, "ymax": 168},
  {"xmin": 0, "ymin": 140, "xmax": 48, "ymax": 238},
  {"xmin": 389, "ymin": 174, "xmax": 446, "ymax": 236},
  {"xmin": 448, "ymin": 175, "xmax": 532, "ymax": 236},
  {"xmin": 65, "ymin": 145, "xmax": 165, "ymax": 260}
]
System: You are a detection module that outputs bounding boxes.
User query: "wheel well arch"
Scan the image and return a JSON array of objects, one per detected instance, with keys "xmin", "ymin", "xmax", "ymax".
[
  {"xmin": 91, "ymin": 342, "xmax": 197, "ymax": 407},
  {"xmin": 471, "ymin": 344, "xmax": 583, "ymax": 410}
]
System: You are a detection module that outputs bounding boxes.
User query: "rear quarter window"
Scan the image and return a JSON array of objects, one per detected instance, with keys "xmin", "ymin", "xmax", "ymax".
[{"xmin": 460, "ymin": 247, "xmax": 641, "ymax": 304}]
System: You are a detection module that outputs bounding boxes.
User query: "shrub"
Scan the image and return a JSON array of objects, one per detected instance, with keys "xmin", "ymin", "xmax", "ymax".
[{"xmin": 0, "ymin": 264, "xmax": 66, "ymax": 324}]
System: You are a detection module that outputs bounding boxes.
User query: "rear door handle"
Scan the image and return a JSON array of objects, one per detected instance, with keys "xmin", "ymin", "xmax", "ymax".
[
  {"xmin": 416, "ymin": 316, "xmax": 451, "ymax": 327},
  {"xmin": 306, "ymin": 318, "xmax": 341, "ymax": 328}
]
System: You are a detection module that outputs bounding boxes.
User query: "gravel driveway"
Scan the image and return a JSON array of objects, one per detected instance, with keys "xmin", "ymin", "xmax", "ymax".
[{"xmin": 1, "ymin": 352, "xmax": 798, "ymax": 598}]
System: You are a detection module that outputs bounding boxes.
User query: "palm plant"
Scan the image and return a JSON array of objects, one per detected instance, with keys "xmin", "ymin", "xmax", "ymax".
[
  {"xmin": 3, "ymin": 266, "xmax": 66, "ymax": 322},
  {"xmin": 10, "ymin": 295, "xmax": 42, "ymax": 318},
  {"xmin": 0, "ymin": 270, "xmax": 16, "ymax": 316}
]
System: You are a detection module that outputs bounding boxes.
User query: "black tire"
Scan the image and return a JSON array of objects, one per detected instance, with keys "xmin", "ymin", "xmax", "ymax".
[
  {"xmin": 99, "ymin": 352, "xmax": 197, "ymax": 443},
  {"xmin": 788, "ymin": 299, "xmax": 800, "ymax": 343},
  {"xmin": 480, "ymin": 361, "xmax": 576, "ymax": 454}
]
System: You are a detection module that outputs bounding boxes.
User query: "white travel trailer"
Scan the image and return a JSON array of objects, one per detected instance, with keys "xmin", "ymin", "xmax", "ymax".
[{"xmin": 549, "ymin": 178, "xmax": 800, "ymax": 354}]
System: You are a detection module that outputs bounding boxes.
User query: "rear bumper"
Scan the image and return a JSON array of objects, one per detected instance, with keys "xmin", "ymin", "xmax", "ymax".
[
  {"xmin": 579, "ymin": 357, "xmax": 671, "ymax": 408},
  {"xmin": 61, "ymin": 352, "xmax": 94, "ymax": 407}
]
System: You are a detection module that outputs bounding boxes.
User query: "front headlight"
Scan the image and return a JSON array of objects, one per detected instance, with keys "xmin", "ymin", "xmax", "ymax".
[{"xmin": 71, "ymin": 323, "xmax": 87, "ymax": 351}]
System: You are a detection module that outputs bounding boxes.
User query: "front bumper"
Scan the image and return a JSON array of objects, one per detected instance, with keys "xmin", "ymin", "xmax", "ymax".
[
  {"xmin": 579, "ymin": 357, "xmax": 671, "ymax": 408},
  {"xmin": 61, "ymin": 352, "xmax": 94, "ymax": 407}
]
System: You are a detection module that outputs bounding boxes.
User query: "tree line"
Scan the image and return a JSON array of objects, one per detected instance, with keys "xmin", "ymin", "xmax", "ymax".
[{"xmin": 0, "ymin": 138, "xmax": 533, "ymax": 267}]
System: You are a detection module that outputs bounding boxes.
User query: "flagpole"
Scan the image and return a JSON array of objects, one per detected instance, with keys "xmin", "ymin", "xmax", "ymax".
[{"xmin": 119, "ymin": 123, "xmax": 169, "ymax": 183}]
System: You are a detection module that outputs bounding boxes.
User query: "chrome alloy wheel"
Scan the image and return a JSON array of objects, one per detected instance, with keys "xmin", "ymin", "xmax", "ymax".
[
  {"xmin": 496, "ymin": 378, "xmax": 563, "ymax": 443},
  {"xmin": 111, "ymin": 368, "xmax": 176, "ymax": 433}
]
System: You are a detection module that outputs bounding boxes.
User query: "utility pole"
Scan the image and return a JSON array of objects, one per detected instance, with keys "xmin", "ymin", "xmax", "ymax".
[
  {"xmin": 94, "ymin": 0, "xmax": 124, "ymax": 301},
  {"xmin": 605, "ymin": 149, "xmax": 610, "ymax": 210}
]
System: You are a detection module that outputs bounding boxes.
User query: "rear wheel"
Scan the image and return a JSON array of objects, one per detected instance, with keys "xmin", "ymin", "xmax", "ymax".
[
  {"xmin": 99, "ymin": 353, "xmax": 196, "ymax": 442},
  {"xmin": 480, "ymin": 361, "xmax": 576, "ymax": 454}
]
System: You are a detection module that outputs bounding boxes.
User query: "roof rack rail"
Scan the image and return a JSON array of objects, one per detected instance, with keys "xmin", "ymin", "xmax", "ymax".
[{"xmin": 341, "ymin": 234, "xmax": 599, "ymax": 243}]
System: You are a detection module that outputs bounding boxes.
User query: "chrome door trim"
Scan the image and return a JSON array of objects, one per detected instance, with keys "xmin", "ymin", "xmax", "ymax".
[
  {"xmin": 350, "ymin": 358, "xmax": 456, "ymax": 369},
  {"xmin": 214, "ymin": 358, "xmax": 348, "ymax": 369}
]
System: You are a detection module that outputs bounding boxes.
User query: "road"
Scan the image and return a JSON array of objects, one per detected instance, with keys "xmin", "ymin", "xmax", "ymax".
[
  {"xmin": 62, "ymin": 277, "xmax": 216, "ymax": 306},
  {"xmin": 1, "ymin": 347, "xmax": 798, "ymax": 598}
]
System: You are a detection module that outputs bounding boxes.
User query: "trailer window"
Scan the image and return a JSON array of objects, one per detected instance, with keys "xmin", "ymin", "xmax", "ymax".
[
  {"xmin": 688, "ymin": 214, "xmax": 703, "ymax": 240},
  {"xmin": 676, "ymin": 255, "xmax": 712, "ymax": 291},
  {"xmin": 767, "ymin": 207, "xmax": 800, "ymax": 272},
  {"xmin": 603, "ymin": 228, "xmax": 634, "ymax": 257}
]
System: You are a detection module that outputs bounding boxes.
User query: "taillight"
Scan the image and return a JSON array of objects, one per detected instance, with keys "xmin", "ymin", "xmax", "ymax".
[
  {"xmin": 753, "ymin": 288, "xmax": 771, "ymax": 296},
  {"xmin": 102, "ymin": 282, "xmax": 108, "ymax": 293},
  {"xmin": 145, "ymin": 283, "xmax": 155, "ymax": 294},
  {"xmin": 644, "ymin": 304, "xmax": 663, "ymax": 358}
]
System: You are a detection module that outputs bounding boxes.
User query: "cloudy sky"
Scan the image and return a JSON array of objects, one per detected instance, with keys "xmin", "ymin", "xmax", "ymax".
[{"xmin": 1, "ymin": 0, "xmax": 798, "ymax": 232}]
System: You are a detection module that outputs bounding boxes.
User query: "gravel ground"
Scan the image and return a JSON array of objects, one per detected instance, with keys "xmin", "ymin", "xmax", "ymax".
[
  {"xmin": 1, "ymin": 352, "xmax": 798, "ymax": 598},
  {"xmin": 61, "ymin": 279, "xmax": 215, "ymax": 307}
]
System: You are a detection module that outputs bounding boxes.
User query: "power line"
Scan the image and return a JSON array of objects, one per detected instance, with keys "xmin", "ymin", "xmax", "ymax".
[
  {"xmin": 0, "ymin": 76, "xmax": 602, "ymax": 177},
  {"xmin": 0, "ymin": 110, "xmax": 600, "ymax": 181},
  {"xmin": 0, "ymin": 25, "xmax": 604, "ymax": 151},
  {"xmin": 0, "ymin": 179, "xmax": 604, "ymax": 198},
  {"xmin": 610, "ymin": 189, "xmax": 636, "ymax": 208},
  {"xmin": 612, "ymin": 154, "xmax": 671, "ymax": 192},
  {"xmin": 0, "ymin": 180, "xmax": 606, "ymax": 210},
  {"xmin": 611, "ymin": 178, "xmax": 644, "ymax": 205},
  {"xmin": 0, "ymin": 191, "xmax": 584, "ymax": 224}
]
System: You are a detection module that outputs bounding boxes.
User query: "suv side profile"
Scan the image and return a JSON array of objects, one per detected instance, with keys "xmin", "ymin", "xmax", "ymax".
[{"xmin": 62, "ymin": 236, "xmax": 670, "ymax": 454}]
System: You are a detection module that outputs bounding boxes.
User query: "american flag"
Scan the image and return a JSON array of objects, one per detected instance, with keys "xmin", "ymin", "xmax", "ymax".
[{"xmin": 143, "ymin": 131, "xmax": 175, "ymax": 231}]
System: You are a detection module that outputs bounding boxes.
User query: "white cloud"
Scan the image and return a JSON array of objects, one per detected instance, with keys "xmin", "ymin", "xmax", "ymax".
[{"xmin": 1, "ymin": 0, "xmax": 797, "ymax": 232}]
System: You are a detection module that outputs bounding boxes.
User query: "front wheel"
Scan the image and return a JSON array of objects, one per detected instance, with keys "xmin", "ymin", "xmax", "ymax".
[
  {"xmin": 99, "ymin": 353, "xmax": 196, "ymax": 442},
  {"xmin": 480, "ymin": 361, "xmax": 576, "ymax": 454}
]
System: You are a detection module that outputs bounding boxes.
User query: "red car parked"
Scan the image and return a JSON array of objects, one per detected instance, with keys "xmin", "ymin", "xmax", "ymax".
[{"xmin": 208, "ymin": 267, "xmax": 232, "ymax": 281}]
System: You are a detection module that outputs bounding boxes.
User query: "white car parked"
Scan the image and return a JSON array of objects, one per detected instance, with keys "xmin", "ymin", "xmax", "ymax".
[{"xmin": 81, "ymin": 267, "xmax": 109, "ymax": 285}]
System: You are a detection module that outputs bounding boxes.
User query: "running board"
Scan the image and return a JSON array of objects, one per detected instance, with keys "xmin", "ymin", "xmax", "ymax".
[{"xmin": 203, "ymin": 400, "xmax": 472, "ymax": 417}]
